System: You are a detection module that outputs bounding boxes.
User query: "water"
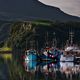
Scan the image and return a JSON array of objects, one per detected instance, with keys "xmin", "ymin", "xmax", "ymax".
[
  {"xmin": 0, "ymin": 58, "xmax": 9, "ymax": 80},
  {"xmin": 38, "ymin": 0, "xmax": 80, "ymax": 17},
  {"xmin": 24, "ymin": 61, "xmax": 80, "ymax": 80}
]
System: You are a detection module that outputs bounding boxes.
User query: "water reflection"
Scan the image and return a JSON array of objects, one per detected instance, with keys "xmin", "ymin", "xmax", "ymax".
[{"xmin": 24, "ymin": 61, "xmax": 80, "ymax": 80}]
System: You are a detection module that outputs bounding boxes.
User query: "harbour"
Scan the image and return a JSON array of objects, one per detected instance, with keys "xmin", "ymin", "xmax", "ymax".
[{"xmin": 23, "ymin": 31, "xmax": 80, "ymax": 63}]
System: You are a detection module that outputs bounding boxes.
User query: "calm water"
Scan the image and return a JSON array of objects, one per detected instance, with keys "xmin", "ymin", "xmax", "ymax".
[
  {"xmin": 39, "ymin": 0, "xmax": 80, "ymax": 17},
  {"xmin": 24, "ymin": 61, "xmax": 80, "ymax": 80},
  {"xmin": 0, "ymin": 58, "xmax": 9, "ymax": 80}
]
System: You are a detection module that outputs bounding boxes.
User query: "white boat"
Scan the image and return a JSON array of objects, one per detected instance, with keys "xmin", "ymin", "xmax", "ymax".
[
  {"xmin": 60, "ymin": 54, "xmax": 74, "ymax": 62},
  {"xmin": 62, "ymin": 31, "xmax": 80, "ymax": 62}
]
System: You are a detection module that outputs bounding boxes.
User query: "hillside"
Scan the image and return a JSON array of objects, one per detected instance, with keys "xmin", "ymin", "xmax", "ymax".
[
  {"xmin": 8, "ymin": 21, "xmax": 80, "ymax": 50},
  {"xmin": 0, "ymin": 20, "xmax": 13, "ymax": 42}
]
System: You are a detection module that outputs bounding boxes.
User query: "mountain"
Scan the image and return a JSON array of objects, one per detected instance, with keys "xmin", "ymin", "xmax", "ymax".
[{"xmin": 0, "ymin": 0, "xmax": 80, "ymax": 21}]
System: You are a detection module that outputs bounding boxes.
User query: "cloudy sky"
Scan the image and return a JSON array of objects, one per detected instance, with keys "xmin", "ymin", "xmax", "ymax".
[{"xmin": 39, "ymin": 0, "xmax": 80, "ymax": 17}]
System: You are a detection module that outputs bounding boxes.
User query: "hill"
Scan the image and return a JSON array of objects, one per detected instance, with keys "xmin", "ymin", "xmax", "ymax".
[{"xmin": 8, "ymin": 21, "xmax": 80, "ymax": 49}]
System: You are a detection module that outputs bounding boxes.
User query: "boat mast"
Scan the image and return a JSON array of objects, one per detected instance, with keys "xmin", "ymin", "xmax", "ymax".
[
  {"xmin": 52, "ymin": 32, "xmax": 57, "ymax": 48},
  {"xmin": 45, "ymin": 32, "xmax": 49, "ymax": 48},
  {"xmin": 36, "ymin": 41, "xmax": 39, "ymax": 53},
  {"xmin": 65, "ymin": 30, "xmax": 74, "ymax": 47},
  {"xmin": 69, "ymin": 31, "xmax": 74, "ymax": 46}
]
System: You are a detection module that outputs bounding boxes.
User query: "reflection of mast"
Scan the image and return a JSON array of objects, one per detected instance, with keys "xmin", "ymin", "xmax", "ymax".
[{"xmin": 52, "ymin": 32, "xmax": 57, "ymax": 48}]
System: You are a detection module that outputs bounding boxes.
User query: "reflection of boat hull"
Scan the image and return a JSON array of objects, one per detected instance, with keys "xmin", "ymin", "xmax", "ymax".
[
  {"xmin": 60, "ymin": 62, "xmax": 74, "ymax": 68},
  {"xmin": 24, "ymin": 61, "xmax": 37, "ymax": 72},
  {"xmin": 60, "ymin": 55, "xmax": 74, "ymax": 62},
  {"xmin": 74, "ymin": 57, "xmax": 80, "ymax": 62},
  {"xmin": 24, "ymin": 60, "xmax": 60, "ymax": 72},
  {"xmin": 39, "ymin": 54, "xmax": 51, "ymax": 61},
  {"xmin": 39, "ymin": 54, "xmax": 60, "ymax": 61}
]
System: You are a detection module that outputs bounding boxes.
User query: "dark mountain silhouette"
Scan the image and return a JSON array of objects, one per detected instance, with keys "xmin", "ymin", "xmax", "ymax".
[{"xmin": 0, "ymin": 0, "xmax": 80, "ymax": 21}]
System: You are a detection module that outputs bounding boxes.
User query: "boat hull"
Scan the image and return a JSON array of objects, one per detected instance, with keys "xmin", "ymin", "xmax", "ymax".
[{"xmin": 60, "ymin": 55, "xmax": 74, "ymax": 62}]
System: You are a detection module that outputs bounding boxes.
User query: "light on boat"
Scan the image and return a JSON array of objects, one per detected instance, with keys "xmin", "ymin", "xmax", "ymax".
[
  {"xmin": 49, "ymin": 55, "xmax": 51, "ymax": 57},
  {"xmin": 25, "ymin": 56, "xmax": 29, "ymax": 61},
  {"xmin": 52, "ymin": 55, "xmax": 54, "ymax": 58}
]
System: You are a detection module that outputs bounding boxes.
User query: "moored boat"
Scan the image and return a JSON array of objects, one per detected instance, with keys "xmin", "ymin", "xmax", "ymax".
[
  {"xmin": 40, "ymin": 32, "xmax": 62, "ymax": 61},
  {"xmin": 24, "ymin": 49, "xmax": 37, "ymax": 61},
  {"xmin": 61, "ymin": 31, "xmax": 80, "ymax": 62}
]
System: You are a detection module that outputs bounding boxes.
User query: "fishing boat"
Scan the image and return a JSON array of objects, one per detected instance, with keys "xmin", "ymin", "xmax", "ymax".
[
  {"xmin": 23, "ymin": 37, "xmax": 38, "ymax": 62},
  {"xmin": 40, "ymin": 32, "xmax": 62, "ymax": 61},
  {"xmin": 24, "ymin": 60, "xmax": 37, "ymax": 72},
  {"xmin": 60, "ymin": 31, "xmax": 80, "ymax": 62},
  {"xmin": 23, "ymin": 29, "xmax": 39, "ymax": 62},
  {"xmin": 24, "ymin": 49, "xmax": 37, "ymax": 61}
]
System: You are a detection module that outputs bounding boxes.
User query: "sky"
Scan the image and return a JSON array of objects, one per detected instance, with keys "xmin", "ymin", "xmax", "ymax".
[{"xmin": 39, "ymin": 0, "xmax": 80, "ymax": 17}]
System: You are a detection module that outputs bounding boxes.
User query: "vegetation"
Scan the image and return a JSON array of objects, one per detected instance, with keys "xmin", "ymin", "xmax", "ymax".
[{"xmin": 8, "ymin": 21, "xmax": 80, "ymax": 49}]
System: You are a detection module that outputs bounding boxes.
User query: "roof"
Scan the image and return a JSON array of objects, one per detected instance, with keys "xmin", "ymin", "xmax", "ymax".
[{"xmin": 65, "ymin": 46, "xmax": 79, "ymax": 52}]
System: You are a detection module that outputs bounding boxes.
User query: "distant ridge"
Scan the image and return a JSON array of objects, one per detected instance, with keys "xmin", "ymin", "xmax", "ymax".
[{"xmin": 0, "ymin": 0, "xmax": 80, "ymax": 21}]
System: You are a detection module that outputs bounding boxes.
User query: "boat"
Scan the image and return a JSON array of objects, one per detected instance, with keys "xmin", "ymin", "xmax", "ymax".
[
  {"xmin": 60, "ymin": 55, "xmax": 74, "ymax": 62},
  {"xmin": 61, "ymin": 31, "xmax": 80, "ymax": 62},
  {"xmin": 23, "ymin": 32, "xmax": 38, "ymax": 61},
  {"xmin": 40, "ymin": 32, "xmax": 62, "ymax": 61},
  {"xmin": 24, "ymin": 49, "xmax": 37, "ymax": 61},
  {"xmin": 24, "ymin": 60, "xmax": 37, "ymax": 72}
]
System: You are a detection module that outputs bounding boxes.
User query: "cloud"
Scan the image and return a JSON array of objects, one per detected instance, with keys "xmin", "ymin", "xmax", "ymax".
[{"xmin": 38, "ymin": 0, "xmax": 80, "ymax": 17}]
